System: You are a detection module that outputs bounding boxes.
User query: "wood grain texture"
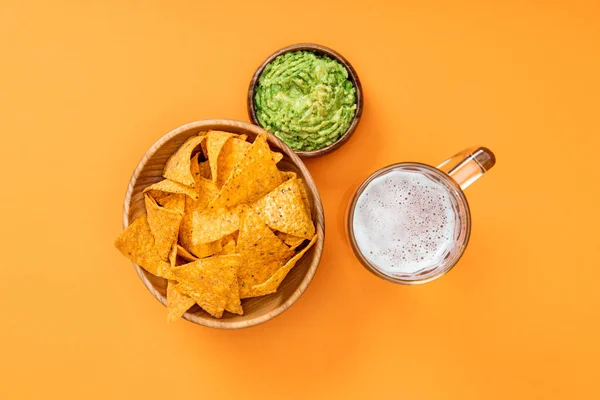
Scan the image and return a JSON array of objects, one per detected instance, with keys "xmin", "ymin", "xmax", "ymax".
[
  {"xmin": 122, "ymin": 120, "xmax": 325, "ymax": 329},
  {"xmin": 247, "ymin": 43, "xmax": 363, "ymax": 158}
]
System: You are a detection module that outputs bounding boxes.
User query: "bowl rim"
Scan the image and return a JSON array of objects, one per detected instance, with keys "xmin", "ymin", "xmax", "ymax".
[
  {"xmin": 122, "ymin": 119, "xmax": 325, "ymax": 329},
  {"xmin": 247, "ymin": 43, "xmax": 363, "ymax": 158}
]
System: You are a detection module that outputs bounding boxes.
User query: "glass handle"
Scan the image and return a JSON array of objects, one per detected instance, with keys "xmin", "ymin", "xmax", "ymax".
[{"xmin": 437, "ymin": 147, "xmax": 496, "ymax": 190}]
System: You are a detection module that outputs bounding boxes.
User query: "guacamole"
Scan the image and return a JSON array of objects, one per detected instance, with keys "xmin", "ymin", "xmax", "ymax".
[{"xmin": 254, "ymin": 51, "xmax": 357, "ymax": 151}]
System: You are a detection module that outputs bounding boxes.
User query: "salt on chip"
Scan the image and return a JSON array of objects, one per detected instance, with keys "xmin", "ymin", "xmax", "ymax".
[
  {"xmin": 114, "ymin": 214, "xmax": 171, "ymax": 279},
  {"xmin": 143, "ymin": 179, "xmax": 198, "ymax": 201},
  {"xmin": 171, "ymin": 255, "xmax": 241, "ymax": 318},
  {"xmin": 275, "ymin": 231, "xmax": 306, "ymax": 250},
  {"xmin": 237, "ymin": 208, "xmax": 294, "ymax": 298},
  {"xmin": 163, "ymin": 135, "xmax": 205, "ymax": 187},
  {"xmin": 145, "ymin": 194, "xmax": 184, "ymax": 260},
  {"xmin": 192, "ymin": 204, "xmax": 244, "ymax": 244},
  {"xmin": 245, "ymin": 234, "xmax": 318, "ymax": 298},
  {"xmin": 210, "ymin": 133, "xmax": 284, "ymax": 209},
  {"xmin": 251, "ymin": 177, "xmax": 315, "ymax": 239}
]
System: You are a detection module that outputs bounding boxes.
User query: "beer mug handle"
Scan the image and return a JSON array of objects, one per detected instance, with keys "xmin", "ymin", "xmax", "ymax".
[{"xmin": 437, "ymin": 147, "xmax": 496, "ymax": 190}]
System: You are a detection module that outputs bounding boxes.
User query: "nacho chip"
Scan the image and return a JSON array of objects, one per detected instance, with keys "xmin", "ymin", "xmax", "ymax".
[
  {"xmin": 216, "ymin": 137, "xmax": 283, "ymax": 188},
  {"xmin": 275, "ymin": 231, "xmax": 306, "ymax": 250},
  {"xmin": 160, "ymin": 193, "xmax": 185, "ymax": 213},
  {"xmin": 198, "ymin": 161, "xmax": 211, "ymax": 180},
  {"xmin": 192, "ymin": 204, "xmax": 244, "ymax": 244},
  {"xmin": 179, "ymin": 179, "xmax": 221, "ymax": 257},
  {"xmin": 219, "ymin": 238, "xmax": 237, "ymax": 255},
  {"xmin": 143, "ymin": 179, "xmax": 198, "ymax": 201},
  {"xmin": 171, "ymin": 255, "xmax": 241, "ymax": 318},
  {"xmin": 210, "ymin": 134, "xmax": 284, "ymax": 208},
  {"xmin": 205, "ymin": 130, "xmax": 235, "ymax": 183},
  {"xmin": 163, "ymin": 135, "xmax": 205, "ymax": 187},
  {"xmin": 114, "ymin": 214, "xmax": 171, "ymax": 278},
  {"xmin": 225, "ymin": 278, "xmax": 243, "ymax": 315},
  {"xmin": 145, "ymin": 194, "xmax": 184, "ymax": 260},
  {"xmin": 245, "ymin": 234, "xmax": 318, "ymax": 298},
  {"xmin": 237, "ymin": 208, "xmax": 294, "ymax": 298},
  {"xmin": 166, "ymin": 281, "xmax": 196, "ymax": 322},
  {"xmin": 282, "ymin": 171, "xmax": 297, "ymax": 181},
  {"xmin": 251, "ymin": 177, "xmax": 315, "ymax": 239},
  {"xmin": 177, "ymin": 244, "xmax": 199, "ymax": 262}
]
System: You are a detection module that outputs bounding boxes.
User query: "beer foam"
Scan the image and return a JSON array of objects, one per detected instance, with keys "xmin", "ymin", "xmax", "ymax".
[{"xmin": 352, "ymin": 169, "xmax": 457, "ymax": 275}]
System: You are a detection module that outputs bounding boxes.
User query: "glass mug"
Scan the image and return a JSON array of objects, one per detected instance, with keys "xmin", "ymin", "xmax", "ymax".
[{"xmin": 346, "ymin": 147, "xmax": 496, "ymax": 284}]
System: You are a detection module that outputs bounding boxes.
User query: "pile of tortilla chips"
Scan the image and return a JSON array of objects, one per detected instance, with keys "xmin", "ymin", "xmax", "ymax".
[{"xmin": 115, "ymin": 131, "xmax": 318, "ymax": 322}]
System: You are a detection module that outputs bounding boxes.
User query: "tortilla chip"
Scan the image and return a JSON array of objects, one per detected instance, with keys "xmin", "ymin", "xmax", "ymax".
[
  {"xmin": 143, "ymin": 179, "xmax": 198, "ymax": 201},
  {"xmin": 166, "ymin": 280, "xmax": 196, "ymax": 322},
  {"xmin": 179, "ymin": 179, "xmax": 221, "ymax": 257},
  {"xmin": 145, "ymin": 194, "xmax": 184, "ymax": 260},
  {"xmin": 220, "ymin": 239, "xmax": 236, "ymax": 254},
  {"xmin": 177, "ymin": 244, "xmax": 199, "ymax": 262},
  {"xmin": 237, "ymin": 208, "xmax": 294, "ymax": 298},
  {"xmin": 198, "ymin": 161, "xmax": 211, "ymax": 180},
  {"xmin": 224, "ymin": 278, "xmax": 243, "ymax": 315},
  {"xmin": 160, "ymin": 193, "xmax": 185, "ymax": 213},
  {"xmin": 171, "ymin": 255, "xmax": 241, "ymax": 318},
  {"xmin": 275, "ymin": 232, "xmax": 306, "ymax": 250},
  {"xmin": 114, "ymin": 214, "xmax": 171, "ymax": 279},
  {"xmin": 192, "ymin": 205, "xmax": 244, "ymax": 244},
  {"xmin": 163, "ymin": 135, "xmax": 205, "ymax": 187},
  {"xmin": 210, "ymin": 134, "xmax": 284, "ymax": 208},
  {"xmin": 216, "ymin": 138, "xmax": 283, "ymax": 188},
  {"xmin": 251, "ymin": 177, "xmax": 315, "ymax": 239},
  {"xmin": 282, "ymin": 171, "xmax": 297, "ymax": 181},
  {"xmin": 205, "ymin": 131, "xmax": 235, "ymax": 183},
  {"xmin": 245, "ymin": 234, "xmax": 318, "ymax": 298}
]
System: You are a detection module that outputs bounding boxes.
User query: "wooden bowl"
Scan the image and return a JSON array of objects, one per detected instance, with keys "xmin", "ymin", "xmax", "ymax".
[
  {"xmin": 247, "ymin": 43, "xmax": 363, "ymax": 158},
  {"xmin": 122, "ymin": 119, "xmax": 325, "ymax": 329}
]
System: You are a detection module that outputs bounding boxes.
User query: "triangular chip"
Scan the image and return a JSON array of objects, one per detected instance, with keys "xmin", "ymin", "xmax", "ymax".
[
  {"xmin": 179, "ymin": 178, "xmax": 221, "ymax": 257},
  {"xmin": 219, "ymin": 238, "xmax": 237, "ymax": 255},
  {"xmin": 177, "ymin": 244, "xmax": 199, "ymax": 262},
  {"xmin": 171, "ymin": 255, "xmax": 241, "ymax": 318},
  {"xmin": 160, "ymin": 193, "xmax": 185, "ymax": 213},
  {"xmin": 143, "ymin": 179, "xmax": 198, "ymax": 200},
  {"xmin": 210, "ymin": 133, "xmax": 284, "ymax": 208},
  {"xmin": 216, "ymin": 137, "xmax": 284, "ymax": 187},
  {"xmin": 251, "ymin": 177, "xmax": 315, "ymax": 239},
  {"xmin": 166, "ymin": 280, "xmax": 196, "ymax": 322},
  {"xmin": 245, "ymin": 234, "xmax": 318, "ymax": 298},
  {"xmin": 275, "ymin": 231, "xmax": 306, "ymax": 250},
  {"xmin": 114, "ymin": 214, "xmax": 171, "ymax": 279},
  {"xmin": 145, "ymin": 194, "xmax": 184, "ymax": 260},
  {"xmin": 163, "ymin": 135, "xmax": 205, "ymax": 187},
  {"xmin": 237, "ymin": 208, "xmax": 294, "ymax": 298},
  {"xmin": 205, "ymin": 130, "xmax": 235, "ymax": 183},
  {"xmin": 225, "ymin": 278, "xmax": 243, "ymax": 315},
  {"xmin": 192, "ymin": 204, "xmax": 244, "ymax": 244}
]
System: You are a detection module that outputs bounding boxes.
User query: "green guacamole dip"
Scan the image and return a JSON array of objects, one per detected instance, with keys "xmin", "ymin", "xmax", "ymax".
[{"xmin": 254, "ymin": 51, "xmax": 357, "ymax": 151}]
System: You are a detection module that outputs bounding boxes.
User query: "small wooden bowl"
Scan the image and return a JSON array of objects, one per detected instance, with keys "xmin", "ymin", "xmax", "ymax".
[
  {"xmin": 247, "ymin": 43, "xmax": 363, "ymax": 158},
  {"xmin": 122, "ymin": 119, "xmax": 325, "ymax": 329}
]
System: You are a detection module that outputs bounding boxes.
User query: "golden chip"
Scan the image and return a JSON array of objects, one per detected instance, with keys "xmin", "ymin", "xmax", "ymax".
[
  {"xmin": 275, "ymin": 231, "xmax": 306, "ymax": 250},
  {"xmin": 205, "ymin": 130, "xmax": 235, "ymax": 183},
  {"xmin": 192, "ymin": 204, "xmax": 244, "ymax": 244},
  {"xmin": 171, "ymin": 255, "xmax": 241, "ymax": 318},
  {"xmin": 163, "ymin": 135, "xmax": 205, "ymax": 187},
  {"xmin": 237, "ymin": 208, "xmax": 294, "ymax": 298},
  {"xmin": 160, "ymin": 193, "xmax": 185, "ymax": 213},
  {"xmin": 114, "ymin": 214, "xmax": 171, "ymax": 279},
  {"xmin": 251, "ymin": 177, "xmax": 315, "ymax": 239},
  {"xmin": 177, "ymin": 244, "xmax": 199, "ymax": 262},
  {"xmin": 210, "ymin": 133, "xmax": 284, "ymax": 208},
  {"xmin": 143, "ymin": 179, "xmax": 199, "ymax": 201},
  {"xmin": 166, "ymin": 280, "xmax": 196, "ymax": 322},
  {"xmin": 145, "ymin": 194, "xmax": 184, "ymax": 260},
  {"xmin": 245, "ymin": 234, "xmax": 318, "ymax": 298},
  {"xmin": 179, "ymin": 179, "xmax": 220, "ymax": 257}
]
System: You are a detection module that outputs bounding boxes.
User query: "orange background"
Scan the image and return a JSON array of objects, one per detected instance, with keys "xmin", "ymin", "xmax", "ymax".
[{"xmin": 1, "ymin": 1, "xmax": 597, "ymax": 398}]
